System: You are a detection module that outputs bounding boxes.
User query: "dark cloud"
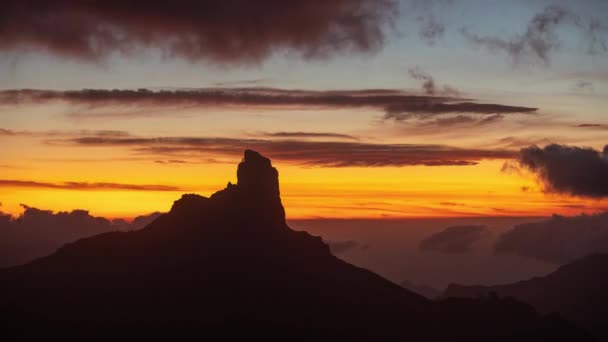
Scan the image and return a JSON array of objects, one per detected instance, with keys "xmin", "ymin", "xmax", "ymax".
[
  {"xmin": 0, "ymin": 179, "xmax": 182, "ymax": 191},
  {"xmin": 495, "ymin": 212, "xmax": 608, "ymax": 264},
  {"xmin": 408, "ymin": 66, "xmax": 461, "ymax": 96},
  {"xmin": 577, "ymin": 123, "xmax": 608, "ymax": 129},
  {"xmin": 517, "ymin": 144, "xmax": 608, "ymax": 198},
  {"xmin": 0, "ymin": 88, "xmax": 537, "ymax": 119},
  {"xmin": 327, "ymin": 240, "xmax": 370, "ymax": 254},
  {"xmin": 384, "ymin": 102, "xmax": 534, "ymax": 122},
  {"xmin": 419, "ymin": 225, "xmax": 486, "ymax": 253},
  {"xmin": 0, "ymin": 0, "xmax": 397, "ymax": 64},
  {"xmin": 58, "ymin": 135, "xmax": 517, "ymax": 167},
  {"xmin": 461, "ymin": 5, "xmax": 607, "ymax": 65},
  {"xmin": 0, "ymin": 205, "xmax": 161, "ymax": 267},
  {"xmin": 262, "ymin": 131, "xmax": 359, "ymax": 140}
]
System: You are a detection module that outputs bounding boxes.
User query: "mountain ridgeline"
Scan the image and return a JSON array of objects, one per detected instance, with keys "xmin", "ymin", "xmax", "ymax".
[
  {"xmin": 0, "ymin": 150, "xmax": 593, "ymax": 339},
  {"xmin": 445, "ymin": 253, "xmax": 608, "ymax": 339}
]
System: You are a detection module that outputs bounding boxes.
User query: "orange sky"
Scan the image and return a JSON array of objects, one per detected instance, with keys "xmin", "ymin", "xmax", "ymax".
[
  {"xmin": 1, "ymin": 141, "xmax": 606, "ymax": 220},
  {"xmin": 1, "ymin": 0, "xmax": 607, "ymax": 220}
]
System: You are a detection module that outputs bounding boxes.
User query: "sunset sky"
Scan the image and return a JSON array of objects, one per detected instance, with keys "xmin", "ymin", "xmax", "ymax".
[{"xmin": 1, "ymin": 0, "xmax": 607, "ymax": 220}]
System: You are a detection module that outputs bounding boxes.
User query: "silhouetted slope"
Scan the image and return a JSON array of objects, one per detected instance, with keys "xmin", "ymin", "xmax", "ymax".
[
  {"xmin": 400, "ymin": 280, "xmax": 441, "ymax": 299},
  {"xmin": 0, "ymin": 150, "xmax": 593, "ymax": 340},
  {"xmin": 445, "ymin": 253, "xmax": 608, "ymax": 338}
]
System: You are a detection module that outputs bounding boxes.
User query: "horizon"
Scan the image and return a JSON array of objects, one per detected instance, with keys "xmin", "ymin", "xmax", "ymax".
[{"xmin": 1, "ymin": 1, "xmax": 607, "ymax": 220}]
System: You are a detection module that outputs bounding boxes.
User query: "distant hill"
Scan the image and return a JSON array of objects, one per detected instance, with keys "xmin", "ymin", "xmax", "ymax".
[
  {"xmin": 0, "ymin": 150, "xmax": 592, "ymax": 340},
  {"xmin": 445, "ymin": 253, "xmax": 608, "ymax": 339}
]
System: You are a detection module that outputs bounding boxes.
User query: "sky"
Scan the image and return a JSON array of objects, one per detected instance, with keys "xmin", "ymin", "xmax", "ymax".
[{"xmin": 1, "ymin": 0, "xmax": 607, "ymax": 220}]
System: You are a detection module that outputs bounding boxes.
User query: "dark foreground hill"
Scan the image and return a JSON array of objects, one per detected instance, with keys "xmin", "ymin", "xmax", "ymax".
[
  {"xmin": 0, "ymin": 150, "xmax": 593, "ymax": 340},
  {"xmin": 445, "ymin": 253, "xmax": 608, "ymax": 339}
]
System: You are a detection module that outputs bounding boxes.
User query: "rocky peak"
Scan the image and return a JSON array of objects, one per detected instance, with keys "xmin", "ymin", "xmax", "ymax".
[
  {"xmin": 170, "ymin": 150, "xmax": 286, "ymax": 228},
  {"xmin": 237, "ymin": 149, "xmax": 280, "ymax": 198},
  {"xmin": 235, "ymin": 150, "xmax": 285, "ymax": 227}
]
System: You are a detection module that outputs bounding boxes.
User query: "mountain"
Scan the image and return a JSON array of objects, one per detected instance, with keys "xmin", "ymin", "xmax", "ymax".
[
  {"xmin": 400, "ymin": 280, "xmax": 441, "ymax": 299},
  {"xmin": 0, "ymin": 150, "xmax": 593, "ymax": 339},
  {"xmin": 445, "ymin": 253, "xmax": 608, "ymax": 339}
]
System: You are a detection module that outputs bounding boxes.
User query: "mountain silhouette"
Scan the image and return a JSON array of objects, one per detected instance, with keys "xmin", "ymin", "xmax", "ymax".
[
  {"xmin": 445, "ymin": 253, "xmax": 608, "ymax": 339},
  {"xmin": 0, "ymin": 150, "xmax": 594, "ymax": 339}
]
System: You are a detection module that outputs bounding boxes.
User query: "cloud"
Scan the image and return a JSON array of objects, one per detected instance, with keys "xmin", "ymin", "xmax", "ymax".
[
  {"xmin": 0, "ymin": 179, "xmax": 182, "ymax": 191},
  {"xmin": 0, "ymin": 88, "xmax": 538, "ymax": 120},
  {"xmin": 408, "ymin": 66, "xmax": 461, "ymax": 96},
  {"xmin": 154, "ymin": 160, "xmax": 189, "ymax": 165},
  {"xmin": 577, "ymin": 123, "xmax": 608, "ymax": 129},
  {"xmin": 517, "ymin": 144, "xmax": 608, "ymax": 198},
  {"xmin": 0, "ymin": 205, "xmax": 161, "ymax": 267},
  {"xmin": 0, "ymin": 127, "xmax": 130, "ymax": 138},
  {"xmin": 213, "ymin": 78, "xmax": 270, "ymax": 87},
  {"xmin": 262, "ymin": 131, "xmax": 359, "ymax": 140},
  {"xmin": 409, "ymin": 114, "xmax": 504, "ymax": 132},
  {"xmin": 494, "ymin": 136, "xmax": 556, "ymax": 149},
  {"xmin": 407, "ymin": 0, "xmax": 453, "ymax": 45},
  {"xmin": 572, "ymin": 80, "xmax": 594, "ymax": 92},
  {"xmin": 58, "ymin": 135, "xmax": 518, "ymax": 167},
  {"xmin": 495, "ymin": 212, "xmax": 608, "ymax": 264},
  {"xmin": 419, "ymin": 225, "xmax": 486, "ymax": 253},
  {"xmin": 417, "ymin": 15, "xmax": 445, "ymax": 45},
  {"xmin": 461, "ymin": 5, "xmax": 607, "ymax": 65},
  {"xmin": 0, "ymin": 0, "xmax": 397, "ymax": 64},
  {"xmin": 0, "ymin": 128, "xmax": 19, "ymax": 136},
  {"xmin": 326, "ymin": 240, "xmax": 370, "ymax": 254}
]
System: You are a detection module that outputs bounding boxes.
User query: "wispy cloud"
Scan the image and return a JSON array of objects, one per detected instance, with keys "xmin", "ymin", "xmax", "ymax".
[
  {"xmin": 261, "ymin": 131, "xmax": 359, "ymax": 140},
  {"xmin": 408, "ymin": 66, "xmax": 461, "ymax": 96},
  {"xmin": 0, "ymin": 127, "xmax": 130, "ymax": 138},
  {"xmin": 54, "ymin": 135, "xmax": 517, "ymax": 167},
  {"xmin": 577, "ymin": 123, "xmax": 608, "ymax": 130},
  {"xmin": 0, "ymin": 179, "xmax": 182, "ymax": 191},
  {"xmin": 461, "ymin": 5, "xmax": 608, "ymax": 65},
  {"xmin": 0, "ymin": 88, "xmax": 538, "ymax": 120}
]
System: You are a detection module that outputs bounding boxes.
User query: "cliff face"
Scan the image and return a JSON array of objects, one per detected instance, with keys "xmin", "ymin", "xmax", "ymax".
[{"xmin": 0, "ymin": 150, "xmax": 593, "ymax": 340}]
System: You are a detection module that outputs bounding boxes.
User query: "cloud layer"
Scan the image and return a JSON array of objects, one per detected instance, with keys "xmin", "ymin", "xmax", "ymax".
[
  {"xmin": 419, "ymin": 225, "xmax": 486, "ymax": 253},
  {"xmin": 59, "ymin": 135, "xmax": 517, "ymax": 167},
  {"xmin": 495, "ymin": 212, "xmax": 608, "ymax": 264},
  {"xmin": 0, "ymin": 206, "xmax": 160, "ymax": 267},
  {"xmin": 261, "ymin": 131, "xmax": 359, "ymax": 140},
  {"xmin": 0, "ymin": 88, "xmax": 538, "ymax": 119},
  {"xmin": 517, "ymin": 144, "xmax": 608, "ymax": 198},
  {"xmin": 0, "ymin": 179, "xmax": 182, "ymax": 191},
  {"xmin": 0, "ymin": 0, "xmax": 397, "ymax": 64}
]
